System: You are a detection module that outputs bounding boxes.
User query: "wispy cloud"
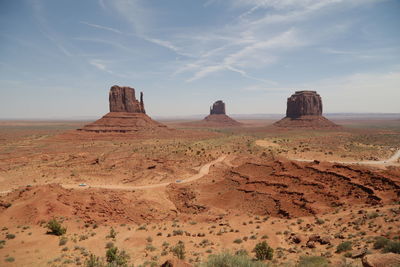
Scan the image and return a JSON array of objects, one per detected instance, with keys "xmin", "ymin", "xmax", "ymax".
[{"xmin": 80, "ymin": 21, "xmax": 123, "ymax": 34}]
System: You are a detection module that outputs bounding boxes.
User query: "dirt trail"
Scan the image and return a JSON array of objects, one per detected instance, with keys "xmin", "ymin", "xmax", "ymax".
[
  {"xmin": 0, "ymin": 155, "xmax": 228, "ymax": 195},
  {"xmin": 255, "ymin": 139, "xmax": 400, "ymax": 167},
  {"xmin": 62, "ymin": 155, "xmax": 227, "ymax": 190}
]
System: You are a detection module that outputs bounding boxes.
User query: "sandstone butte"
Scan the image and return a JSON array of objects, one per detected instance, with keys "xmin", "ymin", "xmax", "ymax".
[
  {"xmin": 78, "ymin": 85, "xmax": 167, "ymax": 133},
  {"xmin": 273, "ymin": 90, "xmax": 339, "ymax": 128},
  {"xmin": 201, "ymin": 100, "xmax": 242, "ymax": 127}
]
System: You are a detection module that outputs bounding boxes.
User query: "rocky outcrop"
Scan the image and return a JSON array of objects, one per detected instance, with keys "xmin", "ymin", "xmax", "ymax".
[
  {"xmin": 362, "ymin": 253, "xmax": 400, "ymax": 267},
  {"xmin": 286, "ymin": 91, "xmax": 322, "ymax": 118},
  {"xmin": 183, "ymin": 100, "xmax": 242, "ymax": 127},
  {"xmin": 78, "ymin": 85, "xmax": 168, "ymax": 133},
  {"xmin": 109, "ymin": 85, "xmax": 145, "ymax": 113},
  {"xmin": 210, "ymin": 100, "xmax": 226, "ymax": 115},
  {"xmin": 274, "ymin": 90, "xmax": 339, "ymax": 128}
]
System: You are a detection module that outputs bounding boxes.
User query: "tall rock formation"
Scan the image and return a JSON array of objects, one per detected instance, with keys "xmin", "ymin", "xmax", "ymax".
[
  {"xmin": 210, "ymin": 100, "xmax": 226, "ymax": 115},
  {"xmin": 274, "ymin": 91, "xmax": 339, "ymax": 128},
  {"xmin": 286, "ymin": 91, "xmax": 322, "ymax": 118},
  {"xmin": 109, "ymin": 86, "xmax": 146, "ymax": 113},
  {"xmin": 184, "ymin": 100, "xmax": 241, "ymax": 127},
  {"xmin": 78, "ymin": 85, "xmax": 167, "ymax": 133}
]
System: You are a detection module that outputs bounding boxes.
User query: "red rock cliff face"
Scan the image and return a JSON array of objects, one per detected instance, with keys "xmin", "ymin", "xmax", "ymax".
[
  {"xmin": 210, "ymin": 100, "xmax": 226, "ymax": 115},
  {"xmin": 286, "ymin": 91, "xmax": 322, "ymax": 118},
  {"xmin": 109, "ymin": 85, "xmax": 145, "ymax": 113}
]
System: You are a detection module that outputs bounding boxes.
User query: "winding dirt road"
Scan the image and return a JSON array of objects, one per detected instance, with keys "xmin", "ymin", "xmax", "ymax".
[
  {"xmin": 0, "ymin": 155, "xmax": 228, "ymax": 195},
  {"xmin": 256, "ymin": 139, "xmax": 400, "ymax": 167},
  {"xmin": 62, "ymin": 155, "xmax": 228, "ymax": 190}
]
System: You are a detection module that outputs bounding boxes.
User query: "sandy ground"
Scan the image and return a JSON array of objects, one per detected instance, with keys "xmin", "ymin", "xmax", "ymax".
[{"xmin": 0, "ymin": 119, "xmax": 399, "ymax": 266}]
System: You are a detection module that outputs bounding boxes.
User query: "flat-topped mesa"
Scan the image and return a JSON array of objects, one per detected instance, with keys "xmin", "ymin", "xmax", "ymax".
[
  {"xmin": 210, "ymin": 100, "xmax": 226, "ymax": 115},
  {"xmin": 286, "ymin": 90, "xmax": 322, "ymax": 118},
  {"xmin": 77, "ymin": 85, "xmax": 168, "ymax": 133},
  {"xmin": 274, "ymin": 90, "xmax": 339, "ymax": 128},
  {"xmin": 109, "ymin": 85, "xmax": 145, "ymax": 113}
]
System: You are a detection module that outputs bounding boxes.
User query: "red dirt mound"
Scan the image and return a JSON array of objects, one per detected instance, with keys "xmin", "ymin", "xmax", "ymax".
[
  {"xmin": 273, "ymin": 115, "xmax": 339, "ymax": 129},
  {"xmin": 167, "ymin": 158, "xmax": 400, "ymax": 218},
  {"xmin": 0, "ymin": 184, "xmax": 175, "ymax": 224},
  {"xmin": 183, "ymin": 114, "xmax": 242, "ymax": 127},
  {"xmin": 78, "ymin": 112, "xmax": 168, "ymax": 133}
]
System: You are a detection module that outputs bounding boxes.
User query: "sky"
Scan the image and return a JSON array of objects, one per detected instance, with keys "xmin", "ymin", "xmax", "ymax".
[{"xmin": 0, "ymin": 0, "xmax": 399, "ymax": 119}]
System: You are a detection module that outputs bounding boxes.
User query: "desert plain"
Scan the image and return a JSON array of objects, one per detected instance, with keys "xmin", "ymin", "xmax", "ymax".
[{"xmin": 0, "ymin": 117, "xmax": 399, "ymax": 267}]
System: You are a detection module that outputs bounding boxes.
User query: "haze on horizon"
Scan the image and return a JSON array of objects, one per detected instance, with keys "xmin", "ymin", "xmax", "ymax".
[{"xmin": 0, "ymin": 0, "xmax": 399, "ymax": 119}]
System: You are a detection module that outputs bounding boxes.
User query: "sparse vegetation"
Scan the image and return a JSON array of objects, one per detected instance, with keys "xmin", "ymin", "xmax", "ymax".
[
  {"xmin": 171, "ymin": 241, "xmax": 185, "ymax": 260},
  {"xmin": 336, "ymin": 241, "xmax": 352, "ymax": 253},
  {"xmin": 253, "ymin": 241, "xmax": 273, "ymax": 260},
  {"xmin": 46, "ymin": 219, "xmax": 66, "ymax": 236},
  {"xmin": 201, "ymin": 251, "xmax": 267, "ymax": 267}
]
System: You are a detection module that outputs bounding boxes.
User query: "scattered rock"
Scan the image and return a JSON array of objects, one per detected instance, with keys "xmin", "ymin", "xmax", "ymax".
[
  {"xmin": 161, "ymin": 258, "xmax": 193, "ymax": 267},
  {"xmin": 319, "ymin": 236, "xmax": 331, "ymax": 245},
  {"xmin": 362, "ymin": 253, "xmax": 400, "ymax": 267},
  {"xmin": 352, "ymin": 248, "xmax": 368, "ymax": 259},
  {"xmin": 291, "ymin": 234, "xmax": 302, "ymax": 244},
  {"xmin": 306, "ymin": 240, "xmax": 316, "ymax": 248}
]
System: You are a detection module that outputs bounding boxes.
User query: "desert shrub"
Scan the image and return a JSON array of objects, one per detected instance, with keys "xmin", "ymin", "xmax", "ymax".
[
  {"xmin": 171, "ymin": 241, "xmax": 185, "ymax": 260},
  {"xmin": 336, "ymin": 241, "xmax": 352, "ymax": 253},
  {"xmin": 46, "ymin": 219, "xmax": 66, "ymax": 236},
  {"xmin": 107, "ymin": 228, "xmax": 117, "ymax": 239},
  {"xmin": 106, "ymin": 246, "xmax": 129, "ymax": 265},
  {"xmin": 85, "ymin": 254, "xmax": 104, "ymax": 267},
  {"xmin": 6, "ymin": 233, "xmax": 15, "ymax": 239},
  {"xmin": 59, "ymin": 236, "xmax": 68, "ymax": 246},
  {"xmin": 253, "ymin": 241, "xmax": 273, "ymax": 260},
  {"xmin": 105, "ymin": 242, "xmax": 114, "ymax": 249},
  {"xmin": 297, "ymin": 256, "xmax": 329, "ymax": 267},
  {"xmin": 201, "ymin": 251, "xmax": 267, "ymax": 267},
  {"xmin": 5, "ymin": 257, "xmax": 15, "ymax": 262},
  {"xmin": 233, "ymin": 239, "xmax": 243, "ymax": 244},
  {"xmin": 383, "ymin": 241, "xmax": 400, "ymax": 254},
  {"xmin": 373, "ymin": 236, "xmax": 390, "ymax": 249}
]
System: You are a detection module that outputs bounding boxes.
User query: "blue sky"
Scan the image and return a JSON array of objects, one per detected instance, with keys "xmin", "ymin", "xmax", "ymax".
[{"xmin": 0, "ymin": 0, "xmax": 399, "ymax": 118}]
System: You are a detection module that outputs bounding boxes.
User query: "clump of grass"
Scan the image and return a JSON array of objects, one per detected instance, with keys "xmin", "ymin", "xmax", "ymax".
[
  {"xmin": 253, "ymin": 241, "xmax": 273, "ymax": 260},
  {"xmin": 297, "ymin": 256, "xmax": 329, "ymax": 267},
  {"xmin": 59, "ymin": 236, "xmax": 68, "ymax": 246},
  {"xmin": 201, "ymin": 251, "xmax": 266, "ymax": 267},
  {"xmin": 46, "ymin": 219, "xmax": 66, "ymax": 236},
  {"xmin": 336, "ymin": 241, "xmax": 352, "ymax": 253},
  {"xmin": 171, "ymin": 241, "xmax": 185, "ymax": 260}
]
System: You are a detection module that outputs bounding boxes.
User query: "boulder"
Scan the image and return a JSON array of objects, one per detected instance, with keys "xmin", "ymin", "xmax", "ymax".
[
  {"xmin": 362, "ymin": 253, "xmax": 400, "ymax": 267},
  {"xmin": 161, "ymin": 258, "xmax": 193, "ymax": 267}
]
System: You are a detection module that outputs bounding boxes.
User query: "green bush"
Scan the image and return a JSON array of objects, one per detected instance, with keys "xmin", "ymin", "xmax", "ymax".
[
  {"xmin": 297, "ymin": 256, "xmax": 329, "ymax": 267},
  {"xmin": 253, "ymin": 241, "xmax": 273, "ymax": 260},
  {"xmin": 336, "ymin": 241, "xmax": 352, "ymax": 253},
  {"xmin": 59, "ymin": 236, "xmax": 68, "ymax": 246},
  {"xmin": 383, "ymin": 241, "xmax": 400, "ymax": 254},
  {"xmin": 106, "ymin": 246, "xmax": 129, "ymax": 265},
  {"xmin": 373, "ymin": 236, "xmax": 390, "ymax": 249},
  {"xmin": 201, "ymin": 251, "xmax": 267, "ymax": 267},
  {"xmin": 171, "ymin": 241, "xmax": 185, "ymax": 260},
  {"xmin": 46, "ymin": 219, "xmax": 66, "ymax": 236},
  {"xmin": 85, "ymin": 254, "xmax": 103, "ymax": 267}
]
